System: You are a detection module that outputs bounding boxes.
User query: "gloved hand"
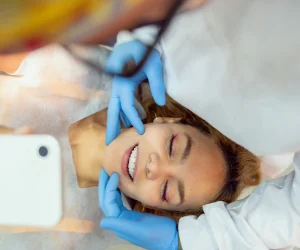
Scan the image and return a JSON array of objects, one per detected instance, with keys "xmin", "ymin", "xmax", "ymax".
[
  {"xmin": 99, "ymin": 169, "xmax": 178, "ymax": 250},
  {"xmin": 105, "ymin": 40, "xmax": 166, "ymax": 145}
]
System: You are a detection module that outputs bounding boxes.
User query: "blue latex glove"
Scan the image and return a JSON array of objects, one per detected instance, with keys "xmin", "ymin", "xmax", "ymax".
[
  {"xmin": 105, "ymin": 40, "xmax": 166, "ymax": 145},
  {"xmin": 99, "ymin": 169, "xmax": 178, "ymax": 250}
]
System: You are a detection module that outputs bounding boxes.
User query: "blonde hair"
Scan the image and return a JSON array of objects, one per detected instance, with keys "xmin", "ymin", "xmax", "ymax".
[{"xmin": 134, "ymin": 96, "xmax": 261, "ymax": 222}]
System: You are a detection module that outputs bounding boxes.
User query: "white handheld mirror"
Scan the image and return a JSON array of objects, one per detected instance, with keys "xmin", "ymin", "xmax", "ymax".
[{"xmin": 0, "ymin": 135, "xmax": 62, "ymax": 227}]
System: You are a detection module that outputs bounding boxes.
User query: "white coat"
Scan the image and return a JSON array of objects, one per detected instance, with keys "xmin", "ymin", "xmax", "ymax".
[{"xmin": 116, "ymin": 0, "xmax": 300, "ymax": 249}]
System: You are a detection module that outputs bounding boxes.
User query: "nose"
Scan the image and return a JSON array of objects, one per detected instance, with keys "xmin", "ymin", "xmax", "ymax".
[{"xmin": 146, "ymin": 152, "xmax": 164, "ymax": 180}]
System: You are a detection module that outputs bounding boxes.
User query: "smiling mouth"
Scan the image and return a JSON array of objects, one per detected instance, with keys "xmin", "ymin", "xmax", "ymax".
[
  {"xmin": 127, "ymin": 145, "xmax": 138, "ymax": 180},
  {"xmin": 121, "ymin": 144, "xmax": 139, "ymax": 182}
]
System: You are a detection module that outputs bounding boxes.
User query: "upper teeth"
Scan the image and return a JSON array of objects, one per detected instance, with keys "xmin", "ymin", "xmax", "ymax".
[{"xmin": 128, "ymin": 146, "xmax": 137, "ymax": 179}]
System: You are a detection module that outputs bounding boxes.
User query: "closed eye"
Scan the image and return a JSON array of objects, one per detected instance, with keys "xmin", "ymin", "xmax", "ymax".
[
  {"xmin": 161, "ymin": 181, "xmax": 168, "ymax": 202},
  {"xmin": 169, "ymin": 134, "xmax": 175, "ymax": 156}
]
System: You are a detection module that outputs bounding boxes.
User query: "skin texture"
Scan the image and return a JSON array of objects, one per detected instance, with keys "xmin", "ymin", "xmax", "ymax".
[{"xmin": 69, "ymin": 109, "xmax": 227, "ymax": 212}]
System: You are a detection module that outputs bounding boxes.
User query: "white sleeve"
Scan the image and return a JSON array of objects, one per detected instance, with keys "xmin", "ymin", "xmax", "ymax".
[
  {"xmin": 114, "ymin": 25, "xmax": 161, "ymax": 53},
  {"xmin": 179, "ymin": 152, "xmax": 300, "ymax": 250}
]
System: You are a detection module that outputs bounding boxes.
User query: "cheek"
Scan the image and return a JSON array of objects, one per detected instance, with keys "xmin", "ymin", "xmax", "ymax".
[
  {"xmin": 120, "ymin": 182, "xmax": 161, "ymax": 208},
  {"xmin": 103, "ymin": 143, "xmax": 122, "ymax": 175},
  {"xmin": 188, "ymin": 140, "xmax": 227, "ymax": 187},
  {"xmin": 184, "ymin": 164, "xmax": 226, "ymax": 207},
  {"xmin": 103, "ymin": 129, "xmax": 137, "ymax": 172},
  {"xmin": 190, "ymin": 161, "xmax": 226, "ymax": 190},
  {"xmin": 139, "ymin": 125, "xmax": 168, "ymax": 149},
  {"xmin": 118, "ymin": 185, "xmax": 141, "ymax": 205}
]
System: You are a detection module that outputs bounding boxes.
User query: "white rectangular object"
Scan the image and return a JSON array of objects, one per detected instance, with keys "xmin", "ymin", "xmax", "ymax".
[{"xmin": 0, "ymin": 135, "xmax": 62, "ymax": 227}]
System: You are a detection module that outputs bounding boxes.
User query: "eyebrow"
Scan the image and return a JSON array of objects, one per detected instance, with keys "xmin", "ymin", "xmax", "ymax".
[
  {"xmin": 177, "ymin": 180, "xmax": 185, "ymax": 205},
  {"xmin": 180, "ymin": 133, "xmax": 192, "ymax": 164}
]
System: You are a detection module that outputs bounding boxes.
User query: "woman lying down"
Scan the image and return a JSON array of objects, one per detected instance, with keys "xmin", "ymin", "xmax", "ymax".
[{"xmin": 69, "ymin": 96, "xmax": 261, "ymax": 220}]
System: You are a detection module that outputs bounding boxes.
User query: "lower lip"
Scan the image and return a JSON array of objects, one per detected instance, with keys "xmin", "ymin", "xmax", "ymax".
[{"xmin": 121, "ymin": 145, "xmax": 136, "ymax": 181}]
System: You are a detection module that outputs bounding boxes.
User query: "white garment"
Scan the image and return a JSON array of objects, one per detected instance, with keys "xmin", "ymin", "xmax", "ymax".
[
  {"xmin": 129, "ymin": 0, "xmax": 300, "ymax": 156},
  {"xmin": 179, "ymin": 152, "xmax": 300, "ymax": 250},
  {"xmin": 162, "ymin": 0, "xmax": 300, "ymax": 156},
  {"xmin": 116, "ymin": 0, "xmax": 300, "ymax": 249},
  {"xmin": 237, "ymin": 154, "xmax": 294, "ymax": 200}
]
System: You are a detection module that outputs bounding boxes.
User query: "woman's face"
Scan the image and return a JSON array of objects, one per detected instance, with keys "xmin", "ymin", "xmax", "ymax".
[{"xmin": 104, "ymin": 122, "xmax": 227, "ymax": 212}]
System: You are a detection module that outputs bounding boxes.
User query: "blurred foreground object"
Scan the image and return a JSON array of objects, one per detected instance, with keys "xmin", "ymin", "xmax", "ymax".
[{"xmin": 0, "ymin": 0, "xmax": 178, "ymax": 53}]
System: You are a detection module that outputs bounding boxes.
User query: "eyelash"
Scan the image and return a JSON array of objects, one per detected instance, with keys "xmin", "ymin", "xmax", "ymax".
[
  {"xmin": 169, "ymin": 134, "xmax": 175, "ymax": 156},
  {"xmin": 162, "ymin": 181, "xmax": 168, "ymax": 202},
  {"xmin": 161, "ymin": 135, "xmax": 175, "ymax": 203},
  {"xmin": 162, "ymin": 135, "xmax": 175, "ymax": 203}
]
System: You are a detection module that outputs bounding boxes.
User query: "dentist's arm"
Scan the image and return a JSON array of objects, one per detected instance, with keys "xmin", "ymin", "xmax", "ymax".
[{"xmin": 179, "ymin": 152, "xmax": 300, "ymax": 250}]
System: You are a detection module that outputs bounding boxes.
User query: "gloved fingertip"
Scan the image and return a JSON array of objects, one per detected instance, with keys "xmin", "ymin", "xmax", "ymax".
[
  {"xmin": 137, "ymin": 125, "xmax": 145, "ymax": 135},
  {"xmin": 99, "ymin": 220, "xmax": 106, "ymax": 229},
  {"xmin": 157, "ymin": 98, "xmax": 166, "ymax": 106},
  {"xmin": 106, "ymin": 129, "xmax": 120, "ymax": 145},
  {"xmin": 100, "ymin": 168, "xmax": 104, "ymax": 176},
  {"xmin": 105, "ymin": 133, "xmax": 114, "ymax": 146},
  {"xmin": 105, "ymin": 137, "xmax": 112, "ymax": 146},
  {"xmin": 154, "ymin": 94, "xmax": 166, "ymax": 106},
  {"xmin": 110, "ymin": 172, "xmax": 119, "ymax": 180},
  {"xmin": 100, "ymin": 219, "xmax": 111, "ymax": 229},
  {"xmin": 100, "ymin": 168, "xmax": 107, "ymax": 178},
  {"xmin": 105, "ymin": 61, "xmax": 123, "ymax": 75}
]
